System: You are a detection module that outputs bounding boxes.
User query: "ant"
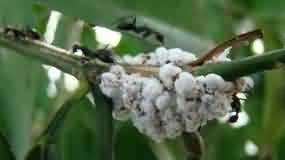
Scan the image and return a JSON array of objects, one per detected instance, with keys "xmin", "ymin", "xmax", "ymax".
[
  {"xmin": 72, "ymin": 44, "xmax": 115, "ymax": 63},
  {"xmin": 23, "ymin": 27, "xmax": 41, "ymax": 40},
  {"xmin": 228, "ymin": 94, "xmax": 241, "ymax": 123},
  {"xmin": 116, "ymin": 16, "xmax": 165, "ymax": 44},
  {"xmin": 4, "ymin": 27, "xmax": 26, "ymax": 40},
  {"xmin": 3, "ymin": 26, "xmax": 41, "ymax": 40}
]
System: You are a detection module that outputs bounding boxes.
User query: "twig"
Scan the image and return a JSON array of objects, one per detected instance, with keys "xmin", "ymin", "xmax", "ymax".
[
  {"xmin": 193, "ymin": 48, "xmax": 285, "ymax": 80},
  {"xmin": 0, "ymin": 30, "xmax": 84, "ymax": 78},
  {"xmin": 189, "ymin": 29, "xmax": 263, "ymax": 66},
  {"xmin": 0, "ymin": 27, "xmax": 284, "ymax": 81},
  {"xmin": 122, "ymin": 64, "xmax": 159, "ymax": 76},
  {"xmin": 0, "ymin": 28, "xmax": 158, "ymax": 78},
  {"xmin": 182, "ymin": 132, "xmax": 205, "ymax": 160}
]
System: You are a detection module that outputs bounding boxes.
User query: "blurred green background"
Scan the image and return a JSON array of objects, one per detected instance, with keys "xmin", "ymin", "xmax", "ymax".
[{"xmin": 0, "ymin": 0, "xmax": 285, "ymax": 160}]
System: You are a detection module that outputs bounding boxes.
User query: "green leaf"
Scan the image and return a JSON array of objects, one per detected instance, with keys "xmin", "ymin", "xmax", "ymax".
[
  {"xmin": 0, "ymin": 49, "xmax": 48, "ymax": 159},
  {"xmin": 25, "ymin": 143, "xmax": 57, "ymax": 160},
  {"xmin": 0, "ymin": 1, "xmax": 51, "ymax": 159},
  {"xmin": 91, "ymin": 84, "xmax": 113, "ymax": 160},
  {"xmin": 0, "ymin": 132, "xmax": 16, "ymax": 160},
  {"xmin": 37, "ymin": 0, "xmax": 212, "ymax": 53},
  {"xmin": 38, "ymin": 80, "xmax": 89, "ymax": 143},
  {"xmin": 80, "ymin": 24, "xmax": 98, "ymax": 48},
  {"xmin": 114, "ymin": 122, "xmax": 157, "ymax": 160},
  {"xmin": 25, "ymin": 145, "xmax": 43, "ymax": 160},
  {"xmin": 25, "ymin": 80, "xmax": 89, "ymax": 160},
  {"xmin": 55, "ymin": 97, "xmax": 97, "ymax": 160},
  {"xmin": 32, "ymin": 3, "xmax": 50, "ymax": 35}
]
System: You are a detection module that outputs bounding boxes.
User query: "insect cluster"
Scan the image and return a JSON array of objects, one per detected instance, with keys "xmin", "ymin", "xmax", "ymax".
[
  {"xmin": 3, "ymin": 26, "xmax": 41, "ymax": 40},
  {"xmin": 100, "ymin": 47, "xmax": 253, "ymax": 141}
]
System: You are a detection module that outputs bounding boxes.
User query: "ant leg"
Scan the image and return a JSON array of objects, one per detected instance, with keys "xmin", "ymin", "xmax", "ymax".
[
  {"xmin": 116, "ymin": 16, "xmax": 137, "ymax": 31},
  {"xmin": 72, "ymin": 44, "xmax": 93, "ymax": 58},
  {"xmin": 141, "ymin": 28, "xmax": 152, "ymax": 38},
  {"xmin": 94, "ymin": 48, "xmax": 115, "ymax": 63},
  {"xmin": 72, "ymin": 44, "xmax": 82, "ymax": 53},
  {"xmin": 24, "ymin": 27, "xmax": 41, "ymax": 40},
  {"xmin": 155, "ymin": 32, "xmax": 165, "ymax": 44},
  {"xmin": 228, "ymin": 113, "xmax": 239, "ymax": 123}
]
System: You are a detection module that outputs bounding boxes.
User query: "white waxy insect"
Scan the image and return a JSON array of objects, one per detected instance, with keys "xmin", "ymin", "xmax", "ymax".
[{"xmin": 100, "ymin": 47, "xmax": 253, "ymax": 141}]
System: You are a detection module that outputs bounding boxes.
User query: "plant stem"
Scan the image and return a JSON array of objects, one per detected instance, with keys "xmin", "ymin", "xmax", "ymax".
[
  {"xmin": 189, "ymin": 29, "xmax": 263, "ymax": 66},
  {"xmin": 0, "ymin": 31, "xmax": 84, "ymax": 78},
  {"xmin": 182, "ymin": 132, "xmax": 205, "ymax": 160},
  {"xmin": 193, "ymin": 48, "xmax": 285, "ymax": 80},
  {"xmin": 1, "ymin": 30, "xmax": 285, "ymax": 81},
  {"xmin": 90, "ymin": 84, "xmax": 113, "ymax": 160}
]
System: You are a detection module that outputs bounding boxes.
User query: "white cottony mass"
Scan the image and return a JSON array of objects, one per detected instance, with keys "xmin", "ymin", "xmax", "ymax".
[{"xmin": 99, "ymin": 47, "xmax": 254, "ymax": 141}]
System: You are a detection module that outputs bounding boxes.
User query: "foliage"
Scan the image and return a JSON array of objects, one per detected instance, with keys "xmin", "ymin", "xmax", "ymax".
[{"xmin": 0, "ymin": 0, "xmax": 285, "ymax": 160}]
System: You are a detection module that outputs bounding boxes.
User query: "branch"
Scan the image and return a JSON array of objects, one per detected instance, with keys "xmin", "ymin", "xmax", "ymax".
[
  {"xmin": 0, "ymin": 28, "xmax": 285, "ymax": 81},
  {"xmin": 0, "ymin": 29, "xmax": 112, "ymax": 80},
  {"xmin": 189, "ymin": 29, "xmax": 263, "ymax": 66},
  {"xmin": 193, "ymin": 48, "xmax": 285, "ymax": 80},
  {"xmin": 182, "ymin": 132, "xmax": 205, "ymax": 160},
  {"xmin": 0, "ymin": 30, "xmax": 84, "ymax": 78}
]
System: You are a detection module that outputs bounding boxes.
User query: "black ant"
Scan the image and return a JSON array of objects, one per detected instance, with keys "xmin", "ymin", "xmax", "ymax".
[
  {"xmin": 72, "ymin": 44, "xmax": 115, "ymax": 63},
  {"xmin": 4, "ymin": 27, "xmax": 26, "ymax": 40},
  {"xmin": 23, "ymin": 27, "xmax": 41, "ymax": 40},
  {"xmin": 3, "ymin": 26, "xmax": 41, "ymax": 40},
  {"xmin": 116, "ymin": 16, "xmax": 165, "ymax": 44},
  {"xmin": 228, "ymin": 94, "xmax": 242, "ymax": 123}
]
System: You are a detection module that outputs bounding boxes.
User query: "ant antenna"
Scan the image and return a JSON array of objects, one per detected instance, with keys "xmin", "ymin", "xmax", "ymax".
[
  {"xmin": 131, "ymin": 16, "xmax": 136, "ymax": 24},
  {"xmin": 111, "ymin": 15, "xmax": 137, "ymax": 28},
  {"xmin": 98, "ymin": 44, "xmax": 111, "ymax": 50},
  {"xmin": 72, "ymin": 43, "xmax": 81, "ymax": 52},
  {"xmin": 104, "ymin": 44, "xmax": 110, "ymax": 49}
]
